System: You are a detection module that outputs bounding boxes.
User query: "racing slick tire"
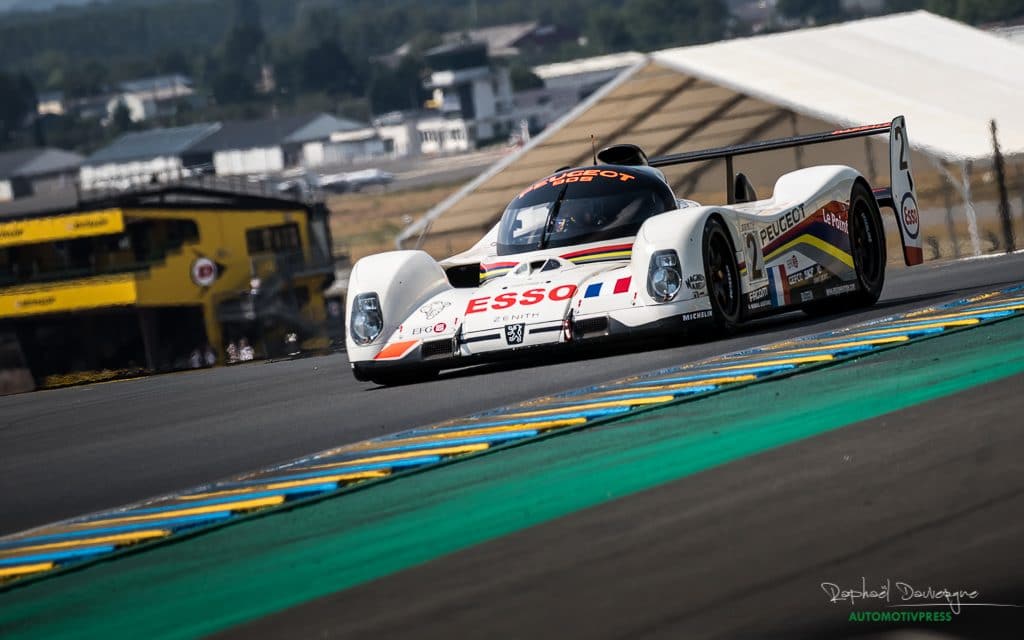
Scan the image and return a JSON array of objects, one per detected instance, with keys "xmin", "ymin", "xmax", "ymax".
[
  {"xmin": 803, "ymin": 180, "xmax": 886, "ymax": 315},
  {"xmin": 702, "ymin": 216, "xmax": 744, "ymax": 332}
]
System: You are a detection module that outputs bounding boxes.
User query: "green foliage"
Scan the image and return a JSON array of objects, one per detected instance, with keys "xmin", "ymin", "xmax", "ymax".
[
  {"xmin": 211, "ymin": 70, "xmax": 253, "ymax": 105},
  {"xmin": 509, "ymin": 64, "xmax": 544, "ymax": 92},
  {"xmin": 777, "ymin": 0, "xmax": 848, "ymax": 24},
  {"xmin": 3, "ymin": 0, "xmax": 1023, "ymax": 154},
  {"xmin": 111, "ymin": 99, "xmax": 134, "ymax": 131},
  {"xmin": 369, "ymin": 57, "xmax": 429, "ymax": 114},
  {"xmin": 624, "ymin": 0, "xmax": 730, "ymax": 48},
  {"xmin": 0, "ymin": 72, "xmax": 36, "ymax": 144}
]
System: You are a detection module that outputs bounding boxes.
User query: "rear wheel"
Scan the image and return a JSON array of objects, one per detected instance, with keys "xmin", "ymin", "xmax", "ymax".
[
  {"xmin": 848, "ymin": 181, "xmax": 886, "ymax": 305},
  {"xmin": 702, "ymin": 217, "xmax": 743, "ymax": 331},
  {"xmin": 803, "ymin": 181, "xmax": 886, "ymax": 315}
]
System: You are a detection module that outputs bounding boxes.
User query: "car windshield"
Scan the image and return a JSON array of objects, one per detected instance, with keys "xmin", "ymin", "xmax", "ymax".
[{"xmin": 496, "ymin": 166, "xmax": 676, "ymax": 255}]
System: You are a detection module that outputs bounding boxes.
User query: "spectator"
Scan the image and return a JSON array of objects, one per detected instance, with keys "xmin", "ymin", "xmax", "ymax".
[
  {"xmin": 203, "ymin": 345, "xmax": 217, "ymax": 367},
  {"xmin": 239, "ymin": 338, "xmax": 255, "ymax": 362},
  {"xmin": 226, "ymin": 341, "xmax": 239, "ymax": 364}
]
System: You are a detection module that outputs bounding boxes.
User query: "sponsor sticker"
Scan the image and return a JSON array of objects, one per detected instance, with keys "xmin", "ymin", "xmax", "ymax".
[
  {"xmin": 681, "ymin": 309, "xmax": 713, "ymax": 322},
  {"xmin": 823, "ymin": 210, "xmax": 849, "ymax": 233},
  {"xmin": 800, "ymin": 290, "xmax": 814, "ymax": 302},
  {"xmin": 517, "ymin": 169, "xmax": 637, "ymax": 198},
  {"xmin": 504, "ymin": 323, "xmax": 526, "ymax": 345},
  {"xmin": 190, "ymin": 257, "xmax": 218, "ymax": 287},
  {"xmin": 492, "ymin": 312, "xmax": 541, "ymax": 323},
  {"xmin": 749, "ymin": 286, "xmax": 769, "ymax": 302},
  {"xmin": 410, "ymin": 322, "xmax": 448, "ymax": 336},
  {"xmin": 901, "ymin": 192, "xmax": 920, "ymax": 239},
  {"xmin": 466, "ymin": 285, "xmax": 578, "ymax": 314},
  {"xmin": 759, "ymin": 204, "xmax": 806, "ymax": 245},
  {"xmin": 419, "ymin": 300, "xmax": 451, "ymax": 320},
  {"xmin": 685, "ymin": 273, "xmax": 706, "ymax": 290},
  {"xmin": 826, "ymin": 283, "xmax": 858, "ymax": 296},
  {"xmin": 787, "ymin": 264, "xmax": 830, "ymax": 286}
]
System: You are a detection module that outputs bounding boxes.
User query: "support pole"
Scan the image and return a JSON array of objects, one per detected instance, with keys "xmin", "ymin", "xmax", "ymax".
[
  {"xmin": 930, "ymin": 155, "xmax": 982, "ymax": 258},
  {"xmin": 961, "ymin": 161, "xmax": 981, "ymax": 256},
  {"xmin": 864, "ymin": 137, "xmax": 877, "ymax": 184},
  {"xmin": 790, "ymin": 112, "xmax": 804, "ymax": 169},
  {"xmin": 942, "ymin": 175, "xmax": 960, "ymax": 259},
  {"xmin": 725, "ymin": 155, "xmax": 735, "ymax": 204},
  {"xmin": 991, "ymin": 120, "xmax": 1015, "ymax": 253}
]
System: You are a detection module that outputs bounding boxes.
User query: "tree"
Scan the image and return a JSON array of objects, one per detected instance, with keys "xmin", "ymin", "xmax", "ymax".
[
  {"xmin": 211, "ymin": 70, "xmax": 253, "ymax": 105},
  {"xmin": 777, "ymin": 0, "xmax": 848, "ymax": 24},
  {"xmin": 510, "ymin": 63, "xmax": 544, "ymax": 91},
  {"xmin": 62, "ymin": 60, "xmax": 109, "ymax": 99},
  {"xmin": 0, "ymin": 72, "xmax": 36, "ymax": 145},
  {"xmin": 155, "ymin": 49, "xmax": 192, "ymax": 75},
  {"xmin": 368, "ymin": 56, "xmax": 427, "ymax": 114},
  {"xmin": 298, "ymin": 40, "xmax": 363, "ymax": 97},
  {"xmin": 625, "ymin": 0, "xmax": 730, "ymax": 48},
  {"xmin": 221, "ymin": 0, "xmax": 266, "ymax": 86},
  {"xmin": 111, "ymin": 99, "xmax": 133, "ymax": 131},
  {"xmin": 586, "ymin": 7, "xmax": 637, "ymax": 53}
]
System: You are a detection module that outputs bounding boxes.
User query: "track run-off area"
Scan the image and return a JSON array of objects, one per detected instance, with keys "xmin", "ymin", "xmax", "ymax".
[{"xmin": 1, "ymin": 253, "xmax": 1023, "ymax": 638}]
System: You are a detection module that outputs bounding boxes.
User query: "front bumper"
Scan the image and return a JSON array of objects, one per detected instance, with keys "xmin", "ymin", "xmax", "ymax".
[{"xmin": 351, "ymin": 299, "xmax": 714, "ymax": 376}]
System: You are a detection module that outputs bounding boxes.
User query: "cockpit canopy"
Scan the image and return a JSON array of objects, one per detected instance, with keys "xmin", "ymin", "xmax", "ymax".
[{"xmin": 496, "ymin": 165, "xmax": 676, "ymax": 256}]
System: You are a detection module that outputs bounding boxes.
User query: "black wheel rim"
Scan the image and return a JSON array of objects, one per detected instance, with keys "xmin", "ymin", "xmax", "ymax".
[
  {"xmin": 852, "ymin": 200, "xmax": 882, "ymax": 287},
  {"xmin": 708, "ymin": 231, "xmax": 739, "ymax": 317}
]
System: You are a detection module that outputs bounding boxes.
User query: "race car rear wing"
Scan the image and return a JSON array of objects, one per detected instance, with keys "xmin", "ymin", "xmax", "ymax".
[{"xmin": 649, "ymin": 116, "xmax": 923, "ymax": 266}]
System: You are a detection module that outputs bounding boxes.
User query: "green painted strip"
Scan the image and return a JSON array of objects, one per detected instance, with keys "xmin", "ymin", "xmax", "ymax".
[{"xmin": 1, "ymin": 318, "xmax": 1023, "ymax": 640}]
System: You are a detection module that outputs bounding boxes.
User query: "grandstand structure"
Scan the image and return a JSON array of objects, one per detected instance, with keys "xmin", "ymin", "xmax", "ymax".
[{"xmin": 401, "ymin": 11, "xmax": 1024, "ymax": 261}]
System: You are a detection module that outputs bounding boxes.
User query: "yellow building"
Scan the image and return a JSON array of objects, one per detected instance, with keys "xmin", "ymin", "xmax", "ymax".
[{"xmin": 0, "ymin": 185, "xmax": 336, "ymax": 393}]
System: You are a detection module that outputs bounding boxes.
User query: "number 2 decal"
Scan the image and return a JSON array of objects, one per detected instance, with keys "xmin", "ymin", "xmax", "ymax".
[
  {"xmin": 894, "ymin": 125, "xmax": 908, "ymax": 171},
  {"xmin": 744, "ymin": 232, "xmax": 765, "ymax": 281}
]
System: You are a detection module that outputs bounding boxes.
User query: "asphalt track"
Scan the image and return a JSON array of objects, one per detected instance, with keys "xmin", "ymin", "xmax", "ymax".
[
  {"xmin": 222, "ymin": 372, "xmax": 1024, "ymax": 640},
  {"xmin": 2, "ymin": 253, "xmax": 1023, "ymax": 537}
]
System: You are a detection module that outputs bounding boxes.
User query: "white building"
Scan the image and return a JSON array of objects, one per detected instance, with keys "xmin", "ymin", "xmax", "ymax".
[
  {"xmin": 532, "ymin": 52, "xmax": 645, "ymax": 95},
  {"xmin": 105, "ymin": 74, "xmax": 197, "ymax": 124},
  {"xmin": 79, "ymin": 123, "xmax": 221, "ymax": 190},
  {"xmin": 423, "ymin": 42, "xmax": 516, "ymax": 146},
  {"xmin": 197, "ymin": 113, "xmax": 366, "ymax": 176},
  {"xmin": 0, "ymin": 148, "xmax": 83, "ymax": 202}
]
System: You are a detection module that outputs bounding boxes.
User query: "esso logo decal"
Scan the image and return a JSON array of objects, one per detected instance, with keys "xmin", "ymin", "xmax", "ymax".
[
  {"xmin": 901, "ymin": 193, "xmax": 920, "ymax": 239},
  {"xmin": 190, "ymin": 257, "xmax": 218, "ymax": 287},
  {"xmin": 465, "ymin": 285, "xmax": 578, "ymax": 314}
]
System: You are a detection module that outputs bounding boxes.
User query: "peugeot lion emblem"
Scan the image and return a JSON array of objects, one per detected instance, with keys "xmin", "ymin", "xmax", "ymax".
[{"xmin": 504, "ymin": 323, "xmax": 525, "ymax": 345}]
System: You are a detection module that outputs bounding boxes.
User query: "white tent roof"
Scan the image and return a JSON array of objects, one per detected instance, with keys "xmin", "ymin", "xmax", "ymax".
[{"xmin": 653, "ymin": 11, "xmax": 1024, "ymax": 162}]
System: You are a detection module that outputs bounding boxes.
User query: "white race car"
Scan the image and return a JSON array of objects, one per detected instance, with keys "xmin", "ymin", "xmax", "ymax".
[{"xmin": 346, "ymin": 117, "xmax": 922, "ymax": 385}]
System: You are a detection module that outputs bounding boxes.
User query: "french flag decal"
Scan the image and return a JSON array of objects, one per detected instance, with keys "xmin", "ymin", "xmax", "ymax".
[
  {"xmin": 584, "ymin": 276, "xmax": 631, "ymax": 298},
  {"xmin": 768, "ymin": 265, "xmax": 789, "ymax": 306}
]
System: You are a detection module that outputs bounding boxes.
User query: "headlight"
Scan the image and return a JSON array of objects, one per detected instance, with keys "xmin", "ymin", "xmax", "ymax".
[
  {"xmin": 647, "ymin": 250, "xmax": 682, "ymax": 302},
  {"xmin": 350, "ymin": 293, "xmax": 384, "ymax": 345}
]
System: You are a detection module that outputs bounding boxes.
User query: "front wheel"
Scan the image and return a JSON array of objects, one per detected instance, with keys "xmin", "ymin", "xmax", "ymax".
[{"xmin": 702, "ymin": 217, "xmax": 743, "ymax": 331}]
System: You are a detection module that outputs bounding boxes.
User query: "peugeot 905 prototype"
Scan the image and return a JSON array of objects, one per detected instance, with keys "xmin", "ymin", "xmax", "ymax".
[{"xmin": 346, "ymin": 117, "xmax": 922, "ymax": 384}]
